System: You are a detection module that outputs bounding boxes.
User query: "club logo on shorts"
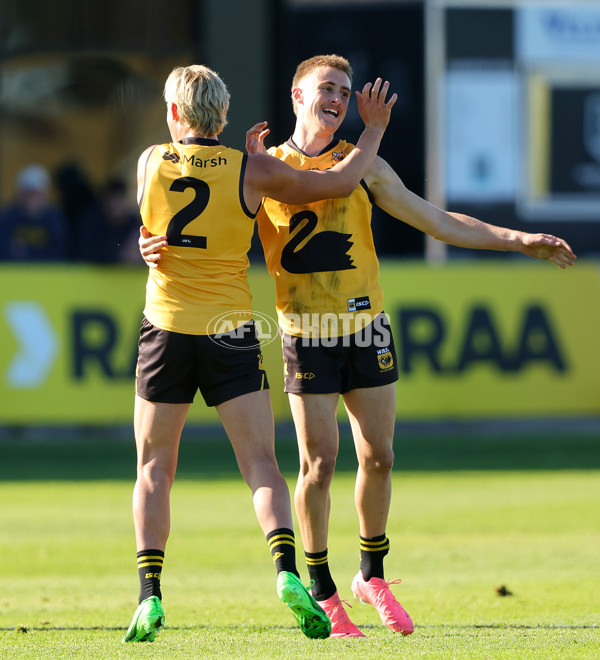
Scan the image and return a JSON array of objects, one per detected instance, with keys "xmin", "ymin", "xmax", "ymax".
[{"xmin": 377, "ymin": 347, "xmax": 394, "ymax": 371}]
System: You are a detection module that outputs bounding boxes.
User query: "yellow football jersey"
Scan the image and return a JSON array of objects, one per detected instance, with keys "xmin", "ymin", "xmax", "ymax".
[
  {"xmin": 140, "ymin": 138, "xmax": 256, "ymax": 335},
  {"xmin": 257, "ymin": 140, "xmax": 383, "ymax": 338}
]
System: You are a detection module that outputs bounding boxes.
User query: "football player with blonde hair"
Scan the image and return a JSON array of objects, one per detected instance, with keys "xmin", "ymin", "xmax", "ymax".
[
  {"xmin": 163, "ymin": 65, "xmax": 230, "ymax": 136},
  {"xmin": 141, "ymin": 55, "xmax": 575, "ymax": 639},
  {"xmin": 123, "ymin": 63, "xmax": 396, "ymax": 643}
]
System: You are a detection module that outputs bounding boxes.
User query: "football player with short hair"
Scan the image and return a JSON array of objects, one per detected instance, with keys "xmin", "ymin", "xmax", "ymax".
[
  {"xmin": 246, "ymin": 54, "xmax": 575, "ymax": 638},
  {"xmin": 141, "ymin": 55, "xmax": 575, "ymax": 639},
  {"xmin": 123, "ymin": 62, "xmax": 395, "ymax": 643}
]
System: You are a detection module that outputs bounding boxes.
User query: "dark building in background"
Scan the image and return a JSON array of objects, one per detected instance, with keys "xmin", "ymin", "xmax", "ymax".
[
  {"xmin": 271, "ymin": 1, "xmax": 426, "ymax": 257},
  {"xmin": 4, "ymin": 1, "xmax": 593, "ymax": 261},
  {"xmin": 0, "ymin": 0, "xmax": 199, "ymax": 251}
]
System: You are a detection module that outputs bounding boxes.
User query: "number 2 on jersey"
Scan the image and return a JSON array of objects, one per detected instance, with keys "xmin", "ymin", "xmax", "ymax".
[{"xmin": 166, "ymin": 177, "xmax": 210, "ymax": 248}]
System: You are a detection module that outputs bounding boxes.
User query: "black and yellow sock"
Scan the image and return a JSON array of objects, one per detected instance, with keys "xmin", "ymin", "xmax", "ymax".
[
  {"xmin": 305, "ymin": 549, "xmax": 336, "ymax": 601},
  {"xmin": 266, "ymin": 528, "xmax": 299, "ymax": 577},
  {"xmin": 359, "ymin": 534, "xmax": 389, "ymax": 581},
  {"xmin": 137, "ymin": 549, "xmax": 164, "ymax": 603}
]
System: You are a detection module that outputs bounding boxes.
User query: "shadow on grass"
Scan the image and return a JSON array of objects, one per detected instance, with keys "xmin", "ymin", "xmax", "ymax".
[
  {"xmin": 2, "ymin": 623, "xmax": 598, "ymax": 632},
  {"xmin": 0, "ymin": 421, "xmax": 599, "ymax": 481}
]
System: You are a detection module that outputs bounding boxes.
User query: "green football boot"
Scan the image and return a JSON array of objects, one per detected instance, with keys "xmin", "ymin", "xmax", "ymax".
[
  {"xmin": 276, "ymin": 571, "xmax": 331, "ymax": 639},
  {"xmin": 122, "ymin": 595, "xmax": 165, "ymax": 642}
]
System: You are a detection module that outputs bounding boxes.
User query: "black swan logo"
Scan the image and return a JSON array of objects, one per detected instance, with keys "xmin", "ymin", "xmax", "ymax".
[{"xmin": 281, "ymin": 211, "xmax": 356, "ymax": 274}]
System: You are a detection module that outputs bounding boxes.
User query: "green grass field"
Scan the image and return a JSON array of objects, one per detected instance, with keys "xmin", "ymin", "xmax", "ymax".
[{"xmin": 1, "ymin": 426, "xmax": 599, "ymax": 658}]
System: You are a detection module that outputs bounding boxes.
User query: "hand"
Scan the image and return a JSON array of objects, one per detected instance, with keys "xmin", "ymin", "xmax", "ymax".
[
  {"xmin": 520, "ymin": 233, "xmax": 577, "ymax": 269},
  {"xmin": 355, "ymin": 78, "xmax": 397, "ymax": 131},
  {"xmin": 139, "ymin": 225, "xmax": 167, "ymax": 268},
  {"xmin": 246, "ymin": 121, "xmax": 270, "ymax": 155}
]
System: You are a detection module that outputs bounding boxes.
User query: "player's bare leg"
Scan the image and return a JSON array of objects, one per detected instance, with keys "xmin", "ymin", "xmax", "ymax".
[
  {"xmin": 124, "ymin": 396, "xmax": 188, "ymax": 642},
  {"xmin": 288, "ymin": 392, "xmax": 362, "ymax": 637},
  {"xmin": 218, "ymin": 389, "xmax": 331, "ymax": 639},
  {"xmin": 217, "ymin": 389, "xmax": 292, "ymax": 533},
  {"xmin": 343, "ymin": 383, "xmax": 413, "ymax": 635},
  {"xmin": 133, "ymin": 396, "xmax": 189, "ymax": 551},
  {"xmin": 342, "ymin": 384, "xmax": 396, "ymax": 539},
  {"xmin": 288, "ymin": 392, "xmax": 340, "ymax": 552}
]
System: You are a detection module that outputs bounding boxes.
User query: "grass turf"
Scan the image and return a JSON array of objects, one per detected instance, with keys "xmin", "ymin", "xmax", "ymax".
[{"xmin": 0, "ymin": 426, "xmax": 598, "ymax": 658}]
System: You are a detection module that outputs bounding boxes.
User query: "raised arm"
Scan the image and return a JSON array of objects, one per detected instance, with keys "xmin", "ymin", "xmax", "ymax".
[
  {"xmin": 244, "ymin": 78, "xmax": 397, "ymax": 209},
  {"xmin": 366, "ymin": 157, "xmax": 576, "ymax": 269}
]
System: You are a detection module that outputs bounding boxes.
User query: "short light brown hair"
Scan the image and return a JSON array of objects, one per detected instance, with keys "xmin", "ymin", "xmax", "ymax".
[
  {"xmin": 292, "ymin": 54, "xmax": 353, "ymax": 89},
  {"xmin": 291, "ymin": 55, "xmax": 353, "ymax": 114},
  {"xmin": 164, "ymin": 65, "xmax": 230, "ymax": 136}
]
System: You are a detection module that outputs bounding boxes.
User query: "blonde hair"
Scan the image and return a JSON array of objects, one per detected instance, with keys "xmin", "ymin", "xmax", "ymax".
[
  {"xmin": 291, "ymin": 55, "xmax": 353, "ymax": 115},
  {"xmin": 164, "ymin": 65, "xmax": 230, "ymax": 136}
]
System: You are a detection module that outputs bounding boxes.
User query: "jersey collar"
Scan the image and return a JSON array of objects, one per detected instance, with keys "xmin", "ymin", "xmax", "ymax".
[
  {"xmin": 179, "ymin": 137, "xmax": 220, "ymax": 146},
  {"xmin": 286, "ymin": 137, "xmax": 340, "ymax": 158}
]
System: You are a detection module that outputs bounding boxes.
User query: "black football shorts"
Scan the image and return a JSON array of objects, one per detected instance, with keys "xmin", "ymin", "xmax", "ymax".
[
  {"xmin": 136, "ymin": 317, "xmax": 269, "ymax": 407},
  {"xmin": 281, "ymin": 312, "xmax": 398, "ymax": 394}
]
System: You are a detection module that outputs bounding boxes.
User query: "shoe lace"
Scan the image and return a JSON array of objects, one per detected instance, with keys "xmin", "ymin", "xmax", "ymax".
[
  {"xmin": 371, "ymin": 578, "xmax": 402, "ymax": 611},
  {"xmin": 330, "ymin": 598, "xmax": 353, "ymax": 623}
]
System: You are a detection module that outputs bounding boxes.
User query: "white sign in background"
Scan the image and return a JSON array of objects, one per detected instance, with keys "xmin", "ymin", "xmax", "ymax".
[
  {"xmin": 444, "ymin": 69, "xmax": 519, "ymax": 203},
  {"xmin": 516, "ymin": 4, "xmax": 600, "ymax": 63}
]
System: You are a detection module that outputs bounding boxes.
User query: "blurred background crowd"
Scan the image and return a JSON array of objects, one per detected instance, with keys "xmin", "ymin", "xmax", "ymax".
[
  {"xmin": 0, "ymin": 163, "xmax": 140, "ymax": 263},
  {"xmin": 2, "ymin": 0, "xmax": 596, "ymax": 269}
]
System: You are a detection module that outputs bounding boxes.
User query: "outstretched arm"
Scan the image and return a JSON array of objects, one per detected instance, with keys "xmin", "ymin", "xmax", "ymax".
[
  {"xmin": 509, "ymin": 230, "xmax": 577, "ymax": 268},
  {"xmin": 366, "ymin": 157, "xmax": 576, "ymax": 269}
]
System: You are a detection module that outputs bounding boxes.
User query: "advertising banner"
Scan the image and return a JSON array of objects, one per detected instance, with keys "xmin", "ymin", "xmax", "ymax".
[
  {"xmin": 1, "ymin": 261, "xmax": 598, "ymax": 424},
  {"xmin": 378, "ymin": 260, "xmax": 600, "ymax": 418}
]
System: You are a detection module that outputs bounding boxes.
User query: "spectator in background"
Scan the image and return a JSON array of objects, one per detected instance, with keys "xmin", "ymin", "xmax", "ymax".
[
  {"xmin": 55, "ymin": 162, "xmax": 97, "ymax": 260},
  {"xmin": 0, "ymin": 164, "xmax": 67, "ymax": 261},
  {"xmin": 77, "ymin": 177, "xmax": 141, "ymax": 264}
]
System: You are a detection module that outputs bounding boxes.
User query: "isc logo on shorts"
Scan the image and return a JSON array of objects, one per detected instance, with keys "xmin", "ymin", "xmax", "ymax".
[
  {"xmin": 295, "ymin": 372, "xmax": 316, "ymax": 380},
  {"xmin": 348, "ymin": 296, "xmax": 371, "ymax": 312},
  {"xmin": 377, "ymin": 348, "xmax": 394, "ymax": 371}
]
